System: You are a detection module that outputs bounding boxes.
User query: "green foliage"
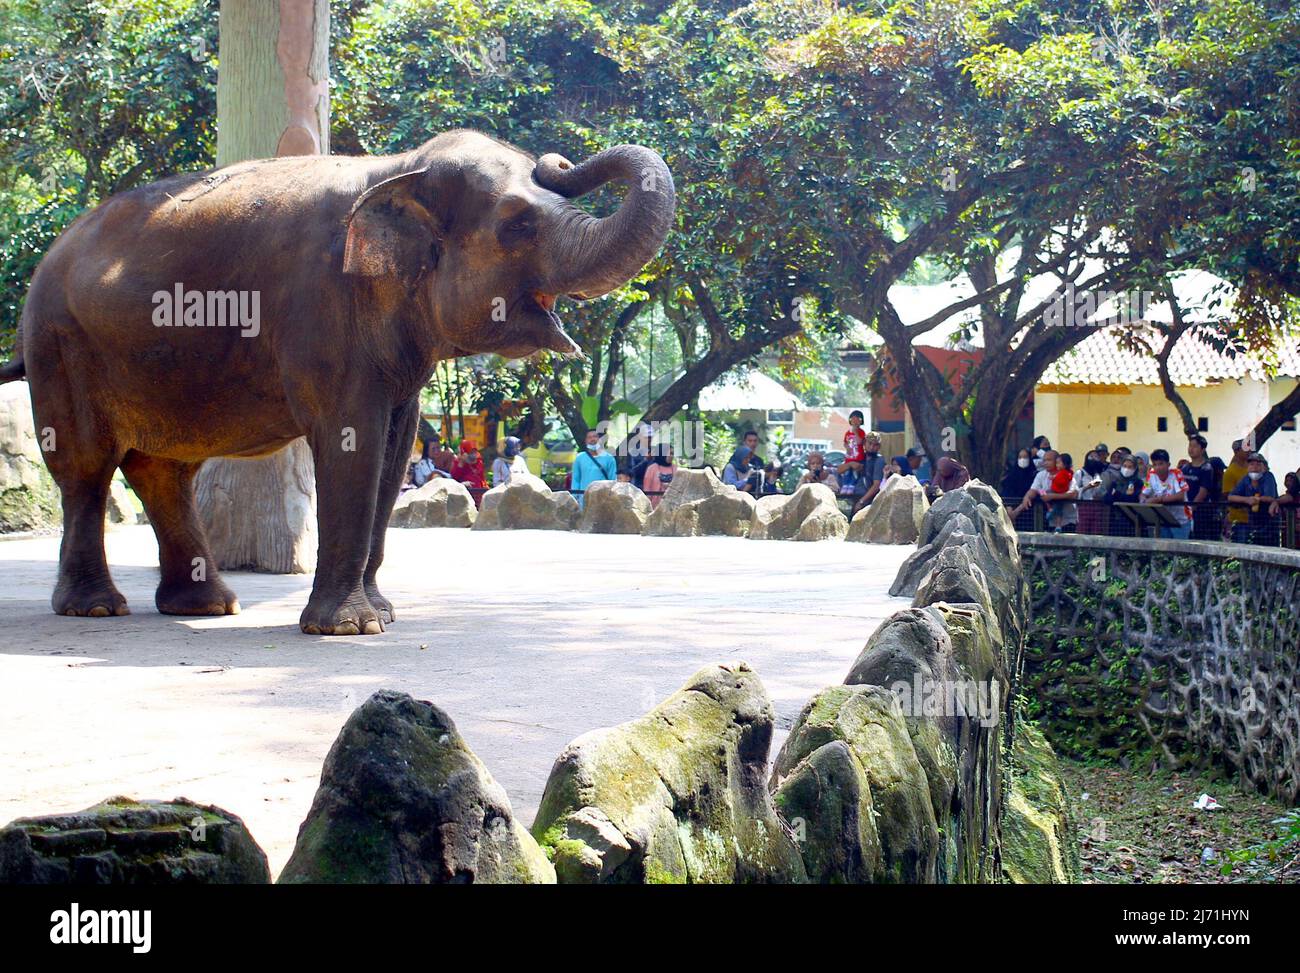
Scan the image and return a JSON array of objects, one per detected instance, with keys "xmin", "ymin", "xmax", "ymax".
[
  {"xmin": 1221, "ymin": 809, "xmax": 1300, "ymax": 879},
  {"xmin": 0, "ymin": 0, "xmax": 217, "ymax": 349}
]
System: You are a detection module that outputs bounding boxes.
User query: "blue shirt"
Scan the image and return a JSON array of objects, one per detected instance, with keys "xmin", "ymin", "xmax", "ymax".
[{"xmin": 572, "ymin": 449, "xmax": 617, "ymax": 506}]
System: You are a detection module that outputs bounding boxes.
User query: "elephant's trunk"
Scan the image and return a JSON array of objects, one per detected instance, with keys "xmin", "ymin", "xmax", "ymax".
[{"xmin": 534, "ymin": 144, "xmax": 675, "ymax": 300}]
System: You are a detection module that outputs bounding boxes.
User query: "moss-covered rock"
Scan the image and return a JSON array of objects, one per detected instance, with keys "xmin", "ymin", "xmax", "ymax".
[
  {"xmin": 843, "ymin": 603, "xmax": 1009, "ymax": 883},
  {"xmin": 280, "ymin": 690, "xmax": 554, "ymax": 884},
  {"xmin": 532, "ymin": 662, "xmax": 805, "ymax": 883},
  {"xmin": 771, "ymin": 684, "xmax": 936, "ymax": 882},
  {"xmin": 1002, "ymin": 723, "xmax": 1079, "ymax": 884},
  {"xmin": 890, "ymin": 480, "xmax": 1027, "ymax": 660},
  {"xmin": 0, "ymin": 797, "xmax": 270, "ymax": 883},
  {"xmin": 0, "ymin": 382, "xmax": 59, "ymax": 533}
]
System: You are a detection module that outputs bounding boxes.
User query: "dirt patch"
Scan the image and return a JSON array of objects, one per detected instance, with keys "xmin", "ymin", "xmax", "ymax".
[{"xmin": 1059, "ymin": 758, "xmax": 1299, "ymax": 884}]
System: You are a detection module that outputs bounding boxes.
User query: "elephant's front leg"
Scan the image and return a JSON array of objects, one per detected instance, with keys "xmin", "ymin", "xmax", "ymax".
[
  {"xmin": 363, "ymin": 397, "xmax": 420, "ymax": 624},
  {"xmin": 301, "ymin": 407, "xmax": 390, "ymax": 636}
]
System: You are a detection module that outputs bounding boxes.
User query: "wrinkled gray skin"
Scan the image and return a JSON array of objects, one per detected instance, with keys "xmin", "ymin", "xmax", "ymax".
[{"xmin": 2, "ymin": 129, "xmax": 674, "ymax": 635}]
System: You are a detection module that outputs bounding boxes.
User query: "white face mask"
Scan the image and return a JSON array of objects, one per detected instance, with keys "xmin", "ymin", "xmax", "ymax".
[
  {"xmin": 1121, "ymin": 467, "xmax": 1136, "ymax": 478},
  {"xmin": 1035, "ymin": 448, "xmax": 1046, "ymax": 458},
  {"xmin": 1017, "ymin": 457, "xmax": 1030, "ymax": 469},
  {"xmin": 1249, "ymin": 471, "xmax": 1262, "ymax": 481}
]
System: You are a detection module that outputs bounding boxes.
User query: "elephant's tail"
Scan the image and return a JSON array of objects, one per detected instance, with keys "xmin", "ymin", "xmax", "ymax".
[
  {"xmin": 1, "ymin": 317, "xmax": 24, "ymax": 383},
  {"xmin": 0, "ymin": 354, "xmax": 22, "ymax": 383}
]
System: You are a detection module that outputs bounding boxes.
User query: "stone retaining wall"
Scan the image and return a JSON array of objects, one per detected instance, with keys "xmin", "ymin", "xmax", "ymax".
[{"xmin": 1020, "ymin": 533, "xmax": 1300, "ymax": 803}]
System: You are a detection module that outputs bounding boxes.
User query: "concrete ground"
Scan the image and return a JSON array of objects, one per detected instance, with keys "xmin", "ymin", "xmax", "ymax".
[{"xmin": 0, "ymin": 524, "xmax": 914, "ymax": 878}]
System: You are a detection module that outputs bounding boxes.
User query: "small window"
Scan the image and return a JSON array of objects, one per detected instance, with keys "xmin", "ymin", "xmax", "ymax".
[
  {"xmin": 1116, "ymin": 416, "xmax": 1128, "ymax": 432},
  {"xmin": 1197, "ymin": 416, "xmax": 1209, "ymax": 432},
  {"xmin": 1157, "ymin": 417, "xmax": 1168, "ymax": 432}
]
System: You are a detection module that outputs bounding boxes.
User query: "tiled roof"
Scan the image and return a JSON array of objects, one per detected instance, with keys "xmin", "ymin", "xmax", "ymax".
[{"xmin": 1040, "ymin": 328, "xmax": 1300, "ymax": 388}]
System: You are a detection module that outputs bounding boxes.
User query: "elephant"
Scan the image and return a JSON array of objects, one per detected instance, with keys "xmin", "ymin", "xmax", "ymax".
[{"xmin": 0, "ymin": 130, "xmax": 674, "ymax": 635}]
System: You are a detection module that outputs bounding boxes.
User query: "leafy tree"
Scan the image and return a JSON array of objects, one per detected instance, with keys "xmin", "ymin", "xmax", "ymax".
[{"xmin": 0, "ymin": 0, "xmax": 217, "ymax": 350}]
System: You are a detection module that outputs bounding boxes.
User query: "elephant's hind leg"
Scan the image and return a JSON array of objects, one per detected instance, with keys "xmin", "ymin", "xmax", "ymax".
[
  {"xmin": 120, "ymin": 451, "xmax": 239, "ymax": 616},
  {"xmin": 29, "ymin": 326, "xmax": 129, "ymax": 618},
  {"xmin": 50, "ymin": 459, "xmax": 129, "ymax": 618}
]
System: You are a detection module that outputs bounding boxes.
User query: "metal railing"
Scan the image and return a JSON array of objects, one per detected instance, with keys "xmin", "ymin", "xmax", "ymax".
[{"xmin": 1002, "ymin": 497, "xmax": 1299, "ymax": 548}]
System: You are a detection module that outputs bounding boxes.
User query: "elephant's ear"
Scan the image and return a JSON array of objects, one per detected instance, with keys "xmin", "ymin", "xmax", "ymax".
[{"xmin": 343, "ymin": 170, "xmax": 437, "ymax": 279}]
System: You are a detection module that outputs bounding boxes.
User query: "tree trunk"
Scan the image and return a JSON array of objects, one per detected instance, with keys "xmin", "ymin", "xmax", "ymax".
[
  {"xmin": 194, "ymin": 0, "xmax": 329, "ymax": 574},
  {"xmin": 1248, "ymin": 380, "xmax": 1300, "ymax": 452}
]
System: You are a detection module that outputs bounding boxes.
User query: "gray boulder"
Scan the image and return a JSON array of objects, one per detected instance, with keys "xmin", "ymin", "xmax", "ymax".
[
  {"xmin": 472, "ymin": 472, "xmax": 579, "ymax": 532},
  {"xmin": 0, "ymin": 797, "xmax": 270, "ymax": 883},
  {"xmin": 0, "ymin": 381, "xmax": 59, "ymax": 533},
  {"xmin": 280, "ymin": 690, "xmax": 554, "ymax": 884},
  {"xmin": 890, "ymin": 480, "xmax": 1026, "ymax": 662},
  {"xmin": 532, "ymin": 662, "xmax": 805, "ymax": 883},
  {"xmin": 749, "ymin": 482, "xmax": 847, "ymax": 541},
  {"xmin": 772, "ymin": 684, "xmax": 938, "ymax": 883},
  {"xmin": 390, "ymin": 476, "xmax": 477, "ymax": 528},
  {"xmin": 844, "ymin": 603, "xmax": 1009, "ymax": 883},
  {"xmin": 913, "ymin": 542, "xmax": 996, "ymax": 622},
  {"xmin": 106, "ymin": 477, "xmax": 136, "ymax": 526},
  {"xmin": 847, "ymin": 474, "xmax": 928, "ymax": 544},
  {"xmin": 577, "ymin": 479, "xmax": 651, "ymax": 534},
  {"xmin": 642, "ymin": 467, "xmax": 755, "ymax": 537}
]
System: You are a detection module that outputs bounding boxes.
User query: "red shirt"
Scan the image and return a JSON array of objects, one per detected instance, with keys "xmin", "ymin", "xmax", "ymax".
[
  {"xmin": 843, "ymin": 427, "xmax": 867, "ymax": 463},
  {"xmin": 452, "ymin": 455, "xmax": 485, "ymax": 490}
]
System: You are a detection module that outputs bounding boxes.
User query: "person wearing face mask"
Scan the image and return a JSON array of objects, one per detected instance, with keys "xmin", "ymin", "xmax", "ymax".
[
  {"xmin": 571, "ymin": 428, "xmax": 617, "ymax": 507},
  {"xmin": 1076, "ymin": 450, "xmax": 1109, "ymax": 534},
  {"xmin": 1030, "ymin": 435, "xmax": 1052, "ymax": 470},
  {"xmin": 1002, "ymin": 448, "xmax": 1037, "ymax": 501},
  {"xmin": 1228, "ymin": 452, "xmax": 1279, "ymax": 545},
  {"xmin": 1011, "ymin": 449, "xmax": 1077, "ymax": 531},
  {"xmin": 491, "ymin": 436, "xmax": 529, "ymax": 487},
  {"xmin": 1102, "ymin": 454, "xmax": 1143, "ymax": 535},
  {"xmin": 451, "ymin": 439, "xmax": 487, "ymax": 492}
]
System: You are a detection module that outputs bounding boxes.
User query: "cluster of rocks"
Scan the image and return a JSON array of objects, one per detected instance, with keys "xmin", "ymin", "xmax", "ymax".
[
  {"xmin": 1, "ymin": 482, "xmax": 1074, "ymax": 885},
  {"xmin": 387, "ymin": 465, "xmax": 942, "ymax": 546}
]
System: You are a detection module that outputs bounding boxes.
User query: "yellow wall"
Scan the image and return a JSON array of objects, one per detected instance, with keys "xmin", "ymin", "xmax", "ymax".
[{"xmin": 1034, "ymin": 378, "xmax": 1300, "ymax": 473}]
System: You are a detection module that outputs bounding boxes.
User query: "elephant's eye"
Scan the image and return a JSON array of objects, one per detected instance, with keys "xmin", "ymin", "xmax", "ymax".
[{"xmin": 498, "ymin": 213, "xmax": 537, "ymax": 245}]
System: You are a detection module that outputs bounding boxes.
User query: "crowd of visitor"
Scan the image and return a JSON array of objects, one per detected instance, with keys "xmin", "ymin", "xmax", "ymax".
[
  {"xmin": 401, "ymin": 424, "xmax": 1298, "ymax": 547},
  {"xmin": 1002, "ymin": 435, "xmax": 1300, "ymax": 546}
]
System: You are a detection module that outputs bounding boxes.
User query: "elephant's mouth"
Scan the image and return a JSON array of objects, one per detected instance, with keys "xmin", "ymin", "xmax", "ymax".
[{"xmin": 522, "ymin": 292, "xmax": 582, "ymax": 357}]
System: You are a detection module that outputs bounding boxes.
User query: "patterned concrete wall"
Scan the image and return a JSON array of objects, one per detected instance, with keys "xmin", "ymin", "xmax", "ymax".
[{"xmin": 1020, "ymin": 534, "xmax": 1300, "ymax": 802}]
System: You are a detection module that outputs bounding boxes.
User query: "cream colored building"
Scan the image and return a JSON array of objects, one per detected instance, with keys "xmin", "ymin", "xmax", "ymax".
[{"xmin": 1035, "ymin": 329, "xmax": 1300, "ymax": 473}]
